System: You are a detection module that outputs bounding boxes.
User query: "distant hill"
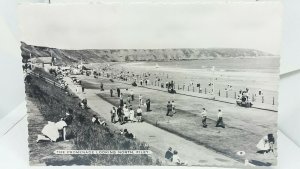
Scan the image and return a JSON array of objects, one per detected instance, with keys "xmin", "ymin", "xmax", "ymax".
[{"xmin": 21, "ymin": 42, "xmax": 274, "ymax": 64}]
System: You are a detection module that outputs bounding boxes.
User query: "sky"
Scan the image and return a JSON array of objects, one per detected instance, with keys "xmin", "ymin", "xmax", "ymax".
[{"xmin": 17, "ymin": 1, "xmax": 283, "ymax": 55}]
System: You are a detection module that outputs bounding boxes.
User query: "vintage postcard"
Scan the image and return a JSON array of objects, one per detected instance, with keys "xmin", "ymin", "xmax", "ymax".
[{"xmin": 18, "ymin": 1, "xmax": 282, "ymax": 167}]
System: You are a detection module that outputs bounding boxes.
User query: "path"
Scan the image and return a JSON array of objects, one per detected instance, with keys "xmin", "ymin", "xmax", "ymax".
[{"xmin": 64, "ymin": 77, "xmax": 241, "ymax": 167}]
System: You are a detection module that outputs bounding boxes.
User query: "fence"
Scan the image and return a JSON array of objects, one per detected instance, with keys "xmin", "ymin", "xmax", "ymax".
[
  {"xmin": 87, "ymin": 71, "xmax": 278, "ymax": 106},
  {"xmin": 135, "ymin": 78, "xmax": 277, "ymax": 106},
  {"xmin": 28, "ymin": 71, "xmax": 66, "ymax": 90}
]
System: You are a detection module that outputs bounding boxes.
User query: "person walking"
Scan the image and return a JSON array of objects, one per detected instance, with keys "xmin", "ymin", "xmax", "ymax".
[
  {"xmin": 129, "ymin": 107, "xmax": 135, "ymax": 122},
  {"xmin": 123, "ymin": 106, "xmax": 129, "ymax": 122},
  {"xmin": 166, "ymin": 101, "xmax": 173, "ymax": 116},
  {"xmin": 117, "ymin": 87, "xmax": 120, "ymax": 97},
  {"xmin": 120, "ymin": 93, "xmax": 124, "ymax": 107},
  {"xmin": 110, "ymin": 107, "xmax": 116, "ymax": 123},
  {"xmin": 139, "ymin": 94, "xmax": 143, "ymax": 106},
  {"xmin": 201, "ymin": 108, "xmax": 207, "ymax": 128},
  {"xmin": 117, "ymin": 106, "xmax": 124, "ymax": 124},
  {"xmin": 127, "ymin": 95, "xmax": 131, "ymax": 104},
  {"xmin": 171, "ymin": 100, "xmax": 176, "ymax": 114},
  {"xmin": 100, "ymin": 82, "xmax": 104, "ymax": 91},
  {"xmin": 110, "ymin": 88, "xmax": 113, "ymax": 97},
  {"xmin": 136, "ymin": 106, "xmax": 142, "ymax": 122},
  {"xmin": 130, "ymin": 89, "xmax": 134, "ymax": 101},
  {"xmin": 215, "ymin": 109, "xmax": 225, "ymax": 128},
  {"xmin": 146, "ymin": 98, "xmax": 151, "ymax": 112},
  {"xmin": 140, "ymin": 79, "xmax": 143, "ymax": 86}
]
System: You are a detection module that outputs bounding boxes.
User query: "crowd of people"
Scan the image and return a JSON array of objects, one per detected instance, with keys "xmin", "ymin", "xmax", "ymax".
[
  {"xmin": 110, "ymin": 100, "xmax": 145, "ymax": 125},
  {"xmin": 103, "ymin": 84, "xmax": 153, "ymax": 125}
]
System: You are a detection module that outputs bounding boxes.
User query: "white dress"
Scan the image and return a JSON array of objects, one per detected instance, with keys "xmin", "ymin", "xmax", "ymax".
[
  {"xmin": 41, "ymin": 121, "xmax": 67, "ymax": 141},
  {"xmin": 256, "ymin": 136, "xmax": 270, "ymax": 151},
  {"xmin": 172, "ymin": 154, "xmax": 181, "ymax": 164},
  {"xmin": 124, "ymin": 108, "xmax": 129, "ymax": 118},
  {"xmin": 129, "ymin": 110, "xmax": 135, "ymax": 121}
]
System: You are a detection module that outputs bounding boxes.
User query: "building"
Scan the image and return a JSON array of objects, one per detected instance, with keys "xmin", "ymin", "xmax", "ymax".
[{"xmin": 30, "ymin": 57, "xmax": 53, "ymax": 68}]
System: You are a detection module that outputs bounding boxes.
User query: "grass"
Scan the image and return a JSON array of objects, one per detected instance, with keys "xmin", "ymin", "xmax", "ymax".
[
  {"xmin": 25, "ymin": 69, "xmax": 155, "ymax": 166},
  {"xmin": 79, "ymin": 75, "xmax": 277, "ymax": 166}
]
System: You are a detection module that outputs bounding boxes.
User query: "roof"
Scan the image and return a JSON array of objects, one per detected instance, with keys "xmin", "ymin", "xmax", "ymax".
[
  {"xmin": 35, "ymin": 57, "xmax": 52, "ymax": 64},
  {"xmin": 61, "ymin": 66, "xmax": 71, "ymax": 70}
]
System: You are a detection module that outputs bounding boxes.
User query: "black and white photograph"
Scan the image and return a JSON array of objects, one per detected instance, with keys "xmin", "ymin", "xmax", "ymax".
[{"xmin": 18, "ymin": 1, "xmax": 282, "ymax": 167}]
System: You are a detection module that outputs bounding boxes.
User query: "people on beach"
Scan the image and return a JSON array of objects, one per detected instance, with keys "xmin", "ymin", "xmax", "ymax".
[
  {"xmin": 132, "ymin": 81, "xmax": 137, "ymax": 86},
  {"xmin": 140, "ymin": 79, "xmax": 143, "ymax": 86},
  {"xmin": 258, "ymin": 88, "xmax": 263, "ymax": 96},
  {"xmin": 201, "ymin": 108, "xmax": 207, "ymax": 128},
  {"xmin": 215, "ymin": 109, "xmax": 225, "ymax": 128},
  {"xmin": 237, "ymin": 90, "xmax": 242, "ymax": 100},
  {"xmin": 136, "ymin": 106, "xmax": 142, "ymax": 122}
]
